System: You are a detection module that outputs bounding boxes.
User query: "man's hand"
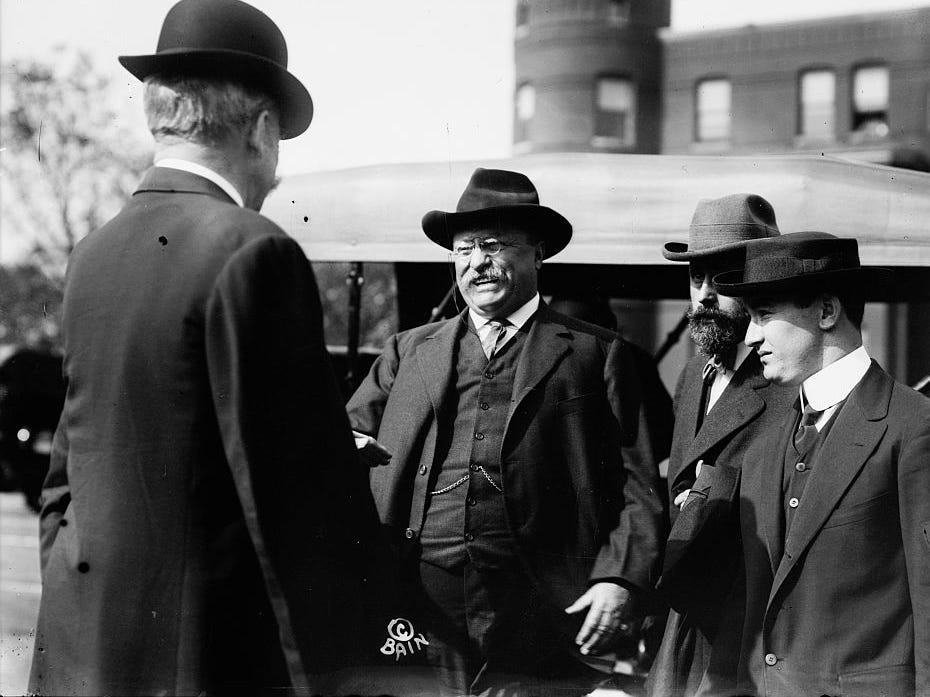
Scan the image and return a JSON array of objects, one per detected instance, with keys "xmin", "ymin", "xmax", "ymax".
[
  {"xmin": 565, "ymin": 582, "xmax": 636, "ymax": 656},
  {"xmin": 353, "ymin": 430, "xmax": 392, "ymax": 467}
]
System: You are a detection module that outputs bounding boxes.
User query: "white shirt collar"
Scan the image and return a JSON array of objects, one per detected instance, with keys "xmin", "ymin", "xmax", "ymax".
[
  {"xmin": 801, "ymin": 345, "xmax": 871, "ymax": 411},
  {"xmin": 154, "ymin": 158, "xmax": 245, "ymax": 208},
  {"xmin": 469, "ymin": 293, "xmax": 540, "ymax": 332}
]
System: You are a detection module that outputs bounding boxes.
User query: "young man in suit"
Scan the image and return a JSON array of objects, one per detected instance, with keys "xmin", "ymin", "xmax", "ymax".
[
  {"xmin": 648, "ymin": 194, "xmax": 795, "ymax": 697},
  {"xmin": 28, "ymin": 1, "xmax": 380, "ymax": 694},
  {"xmin": 706, "ymin": 231, "xmax": 930, "ymax": 696},
  {"xmin": 349, "ymin": 168, "xmax": 665, "ymax": 696}
]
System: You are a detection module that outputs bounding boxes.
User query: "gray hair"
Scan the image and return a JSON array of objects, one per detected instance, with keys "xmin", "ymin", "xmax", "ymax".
[{"xmin": 143, "ymin": 74, "xmax": 277, "ymax": 146}]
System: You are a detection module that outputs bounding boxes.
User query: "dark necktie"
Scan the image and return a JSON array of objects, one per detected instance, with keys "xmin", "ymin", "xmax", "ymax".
[
  {"xmin": 696, "ymin": 360, "xmax": 718, "ymax": 432},
  {"xmin": 482, "ymin": 319, "xmax": 510, "ymax": 359},
  {"xmin": 792, "ymin": 401, "xmax": 823, "ymax": 456}
]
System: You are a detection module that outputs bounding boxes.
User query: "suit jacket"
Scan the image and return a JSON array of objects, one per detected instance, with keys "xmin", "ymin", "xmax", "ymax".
[
  {"xmin": 707, "ymin": 362, "xmax": 930, "ymax": 697},
  {"xmin": 28, "ymin": 168, "xmax": 381, "ymax": 696},
  {"xmin": 347, "ymin": 305, "xmax": 665, "ymax": 648},
  {"xmin": 649, "ymin": 351, "xmax": 794, "ymax": 697}
]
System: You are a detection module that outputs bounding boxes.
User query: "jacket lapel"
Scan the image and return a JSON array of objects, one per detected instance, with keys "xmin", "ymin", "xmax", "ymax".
[
  {"xmin": 768, "ymin": 363, "xmax": 891, "ymax": 603},
  {"xmin": 757, "ymin": 408, "xmax": 795, "ymax": 573},
  {"xmin": 414, "ymin": 313, "xmax": 465, "ymax": 418},
  {"xmin": 506, "ymin": 306, "xmax": 571, "ymax": 431},
  {"xmin": 682, "ymin": 353, "xmax": 768, "ymax": 470}
]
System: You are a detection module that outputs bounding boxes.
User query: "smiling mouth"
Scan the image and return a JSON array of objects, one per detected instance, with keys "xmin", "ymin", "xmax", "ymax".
[{"xmin": 472, "ymin": 277, "xmax": 501, "ymax": 287}]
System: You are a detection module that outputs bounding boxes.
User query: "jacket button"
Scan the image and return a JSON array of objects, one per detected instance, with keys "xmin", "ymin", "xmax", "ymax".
[
  {"xmin": 764, "ymin": 653, "xmax": 777, "ymax": 666},
  {"xmin": 404, "ymin": 528, "xmax": 416, "ymax": 540},
  {"xmin": 419, "ymin": 466, "xmax": 428, "ymax": 475},
  {"xmin": 59, "ymin": 519, "xmax": 69, "ymax": 527},
  {"xmin": 474, "ymin": 432, "xmax": 484, "ymax": 441},
  {"xmin": 484, "ymin": 371, "xmax": 494, "ymax": 379},
  {"xmin": 469, "ymin": 463, "xmax": 479, "ymax": 471},
  {"xmin": 464, "ymin": 532, "xmax": 474, "ymax": 542},
  {"xmin": 77, "ymin": 562, "xmax": 90, "ymax": 573},
  {"xmin": 795, "ymin": 462, "xmax": 807, "ymax": 472},
  {"xmin": 480, "ymin": 402, "xmax": 489, "ymax": 410},
  {"xmin": 788, "ymin": 497, "xmax": 799, "ymax": 508},
  {"xmin": 467, "ymin": 496, "xmax": 477, "ymax": 506}
]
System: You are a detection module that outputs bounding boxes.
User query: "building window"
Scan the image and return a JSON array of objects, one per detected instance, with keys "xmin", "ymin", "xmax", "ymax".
[
  {"xmin": 593, "ymin": 77, "xmax": 636, "ymax": 147},
  {"xmin": 696, "ymin": 78, "xmax": 731, "ymax": 142},
  {"xmin": 607, "ymin": 0, "xmax": 630, "ymax": 25},
  {"xmin": 516, "ymin": 0, "xmax": 530, "ymax": 38},
  {"xmin": 515, "ymin": 83, "xmax": 535, "ymax": 144},
  {"xmin": 799, "ymin": 69, "xmax": 836, "ymax": 139},
  {"xmin": 852, "ymin": 64, "xmax": 889, "ymax": 136}
]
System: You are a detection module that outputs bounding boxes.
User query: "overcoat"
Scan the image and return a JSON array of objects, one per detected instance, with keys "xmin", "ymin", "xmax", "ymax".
[
  {"xmin": 28, "ymin": 168, "xmax": 380, "ymax": 696},
  {"xmin": 649, "ymin": 352, "xmax": 794, "ymax": 697},
  {"xmin": 705, "ymin": 362, "xmax": 930, "ymax": 697},
  {"xmin": 346, "ymin": 305, "xmax": 666, "ymax": 650}
]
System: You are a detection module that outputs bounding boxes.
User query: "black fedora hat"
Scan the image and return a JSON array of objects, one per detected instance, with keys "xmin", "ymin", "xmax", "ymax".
[
  {"xmin": 119, "ymin": 0, "xmax": 312, "ymax": 139},
  {"xmin": 713, "ymin": 231, "xmax": 892, "ymax": 296},
  {"xmin": 422, "ymin": 168, "xmax": 572, "ymax": 259},
  {"xmin": 663, "ymin": 193, "xmax": 779, "ymax": 261}
]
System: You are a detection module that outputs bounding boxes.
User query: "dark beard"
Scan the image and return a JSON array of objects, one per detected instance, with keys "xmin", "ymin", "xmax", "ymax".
[{"xmin": 687, "ymin": 305, "xmax": 750, "ymax": 357}]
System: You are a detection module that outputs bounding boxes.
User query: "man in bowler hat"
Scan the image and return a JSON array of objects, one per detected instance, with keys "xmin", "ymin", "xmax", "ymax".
[
  {"xmin": 28, "ymin": 1, "xmax": 380, "ymax": 694},
  {"xmin": 348, "ymin": 168, "xmax": 665, "ymax": 695},
  {"xmin": 648, "ymin": 194, "xmax": 795, "ymax": 697},
  {"xmin": 699, "ymin": 232, "xmax": 930, "ymax": 696}
]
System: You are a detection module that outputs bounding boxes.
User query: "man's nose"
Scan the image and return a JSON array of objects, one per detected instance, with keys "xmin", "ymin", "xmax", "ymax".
[
  {"xmin": 745, "ymin": 319, "xmax": 762, "ymax": 347},
  {"xmin": 696, "ymin": 275, "xmax": 717, "ymax": 305},
  {"xmin": 468, "ymin": 248, "xmax": 492, "ymax": 269}
]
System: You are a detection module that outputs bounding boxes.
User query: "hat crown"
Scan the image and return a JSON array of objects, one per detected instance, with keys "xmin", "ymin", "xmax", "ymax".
[
  {"xmin": 456, "ymin": 168, "xmax": 541, "ymax": 214},
  {"xmin": 156, "ymin": 0, "xmax": 288, "ymax": 67},
  {"xmin": 688, "ymin": 193, "xmax": 779, "ymax": 248}
]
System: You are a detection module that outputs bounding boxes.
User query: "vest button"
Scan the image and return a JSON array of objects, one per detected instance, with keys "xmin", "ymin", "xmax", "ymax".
[
  {"xmin": 464, "ymin": 532, "xmax": 474, "ymax": 542},
  {"xmin": 470, "ymin": 463, "xmax": 479, "ymax": 472},
  {"xmin": 77, "ymin": 562, "xmax": 90, "ymax": 573},
  {"xmin": 59, "ymin": 518, "xmax": 69, "ymax": 527},
  {"xmin": 419, "ymin": 466, "xmax": 428, "ymax": 475},
  {"xmin": 795, "ymin": 462, "xmax": 807, "ymax": 472},
  {"xmin": 484, "ymin": 371, "xmax": 494, "ymax": 379},
  {"xmin": 467, "ymin": 496, "xmax": 476, "ymax": 506},
  {"xmin": 404, "ymin": 528, "xmax": 416, "ymax": 540},
  {"xmin": 474, "ymin": 432, "xmax": 484, "ymax": 441},
  {"xmin": 480, "ymin": 402, "xmax": 489, "ymax": 410},
  {"xmin": 788, "ymin": 497, "xmax": 799, "ymax": 508},
  {"xmin": 764, "ymin": 653, "xmax": 777, "ymax": 666}
]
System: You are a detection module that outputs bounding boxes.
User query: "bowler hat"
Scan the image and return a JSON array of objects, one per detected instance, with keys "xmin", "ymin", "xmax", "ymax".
[
  {"xmin": 422, "ymin": 168, "xmax": 572, "ymax": 259},
  {"xmin": 663, "ymin": 193, "xmax": 780, "ymax": 261},
  {"xmin": 713, "ymin": 231, "xmax": 891, "ymax": 296},
  {"xmin": 119, "ymin": 0, "xmax": 312, "ymax": 139}
]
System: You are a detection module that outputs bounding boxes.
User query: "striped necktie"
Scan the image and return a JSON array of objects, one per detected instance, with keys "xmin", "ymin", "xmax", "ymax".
[
  {"xmin": 482, "ymin": 319, "xmax": 510, "ymax": 359},
  {"xmin": 792, "ymin": 399, "xmax": 822, "ymax": 456}
]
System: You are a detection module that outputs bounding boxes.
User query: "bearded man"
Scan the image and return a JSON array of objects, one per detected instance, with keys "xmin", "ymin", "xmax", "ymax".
[{"xmin": 647, "ymin": 194, "xmax": 795, "ymax": 697}]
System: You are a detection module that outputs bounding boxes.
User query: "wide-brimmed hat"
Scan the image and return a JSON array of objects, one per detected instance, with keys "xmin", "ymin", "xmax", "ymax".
[
  {"xmin": 422, "ymin": 168, "xmax": 572, "ymax": 259},
  {"xmin": 663, "ymin": 193, "xmax": 780, "ymax": 261},
  {"xmin": 119, "ymin": 0, "xmax": 312, "ymax": 139},
  {"xmin": 713, "ymin": 231, "xmax": 891, "ymax": 296}
]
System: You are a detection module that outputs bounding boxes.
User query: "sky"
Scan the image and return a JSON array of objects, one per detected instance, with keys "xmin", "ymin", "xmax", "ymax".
[{"xmin": 1, "ymin": 0, "xmax": 929, "ymax": 261}]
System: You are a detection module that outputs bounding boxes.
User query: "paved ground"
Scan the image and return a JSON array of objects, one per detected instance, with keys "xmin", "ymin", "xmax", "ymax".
[
  {"xmin": 0, "ymin": 492, "xmax": 40, "ymax": 696},
  {"xmin": 0, "ymin": 491, "xmax": 643, "ymax": 696}
]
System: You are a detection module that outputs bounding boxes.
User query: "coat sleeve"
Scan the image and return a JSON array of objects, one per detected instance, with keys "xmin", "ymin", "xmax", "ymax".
[
  {"xmin": 204, "ymin": 233, "xmax": 380, "ymax": 679},
  {"xmin": 345, "ymin": 333, "xmax": 402, "ymax": 437},
  {"xmin": 899, "ymin": 397, "xmax": 930, "ymax": 695},
  {"xmin": 589, "ymin": 337, "xmax": 667, "ymax": 600},
  {"xmin": 37, "ymin": 407, "xmax": 71, "ymax": 572}
]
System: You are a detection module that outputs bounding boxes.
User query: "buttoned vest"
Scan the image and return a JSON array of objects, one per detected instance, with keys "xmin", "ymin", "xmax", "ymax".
[{"xmin": 418, "ymin": 319, "xmax": 529, "ymax": 570}]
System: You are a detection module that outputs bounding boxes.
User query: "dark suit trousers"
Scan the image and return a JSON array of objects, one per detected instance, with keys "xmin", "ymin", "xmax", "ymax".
[{"xmin": 413, "ymin": 560, "xmax": 599, "ymax": 697}]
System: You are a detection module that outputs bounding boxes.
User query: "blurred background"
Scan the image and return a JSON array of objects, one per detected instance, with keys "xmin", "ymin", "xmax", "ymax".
[{"xmin": 2, "ymin": 1, "xmax": 930, "ymax": 694}]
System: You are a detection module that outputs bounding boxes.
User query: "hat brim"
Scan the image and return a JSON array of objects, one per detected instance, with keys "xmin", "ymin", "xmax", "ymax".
[
  {"xmin": 119, "ymin": 49, "xmax": 313, "ymax": 139},
  {"xmin": 422, "ymin": 204, "xmax": 572, "ymax": 259},
  {"xmin": 662, "ymin": 239, "xmax": 755, "ymax": 262},
  {"xmin": 712, "ymin": 266, "xmax": 893, "ymax": 296}
]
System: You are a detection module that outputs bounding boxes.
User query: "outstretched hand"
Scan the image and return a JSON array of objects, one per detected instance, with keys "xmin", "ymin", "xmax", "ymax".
[
  {"xmin": 353, "ymin": 430, "xmax": 392, "ymax": 467},
  {"xmin": 565, "ymin": 582, "xmax": 637, "ymax": 656}
]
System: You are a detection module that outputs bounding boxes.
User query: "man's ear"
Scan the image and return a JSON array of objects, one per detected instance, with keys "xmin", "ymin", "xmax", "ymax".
[
  {"xmin": 535, "ymin": 242, "xmax": 545, "ymax": 269},
  {"xmin": 819, "ymin": 293, "xmax": 841, "ymax": 330},
  {"xmin": 247, "ymin": 109, "xmax": 277, "ymax": 155}
]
